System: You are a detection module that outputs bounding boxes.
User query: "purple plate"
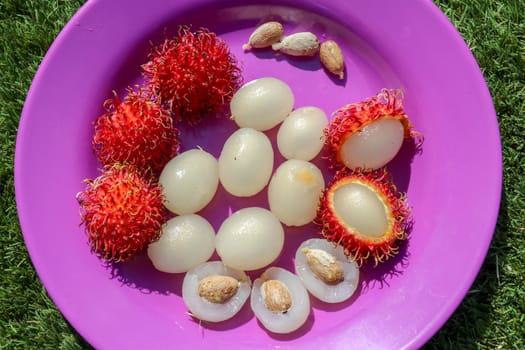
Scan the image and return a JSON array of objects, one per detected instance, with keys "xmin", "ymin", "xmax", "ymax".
[{"xmin": 15, "ymin": 0, "xmax": 501, "ymax": 349}]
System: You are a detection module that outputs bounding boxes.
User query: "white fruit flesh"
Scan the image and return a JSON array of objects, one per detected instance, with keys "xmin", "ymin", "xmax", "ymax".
[
  {"xmin": 219, "ymin": 128, "xmax": 274, "ymax": 197},
  {"xmin": 251, "ymin": 267, "xmax": 310, "ymax": 334},
  {"xmin": 159, "ymin": 149, "xmax": 219, "ymax": 215},
  {"xmin": 295, "ymin": 238, "xmax": 359, "ymax": 303},
  {"xmin": 182, "ymin": 261, "xmax": 251, "ymax": 323},
  {"xmin": 215, "ymin": 207, "xmax": 284, "ymax": 271},
  {"xmin": 332, "ymin": 182, "xmax": 389, "ymax": 237},
  {"xmin": 339, "ymin": 118, "xmax": 404, "ymax": 170},
  {"xmin": 147, "ymin": 215, "xmax": 215, "ymax": 274},
  {"xmin": 277, "ymin": 106, "xmax": 327, "ymax": 161},
  {"xmin": 230, "ymin": 77, "xmax": 294, "ymax": 131},
  {"xmin": 268, "ymin": 159, "xmax": 325, "ymax": 226}
]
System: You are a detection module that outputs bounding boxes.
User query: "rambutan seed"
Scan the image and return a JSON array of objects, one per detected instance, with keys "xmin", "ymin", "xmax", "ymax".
[{"xmin": 76, "ymin": 165, "xmax": 165, "ymax": 262}]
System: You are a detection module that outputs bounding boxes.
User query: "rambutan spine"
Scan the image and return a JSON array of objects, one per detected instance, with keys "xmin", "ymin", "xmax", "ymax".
[
  {"xmin": 92, "ymin": 87, "xmax": 179, "ymax": 173},
  {"xmin": 316, "ymin": 167, "xmax": 412, "ymax": 266},
  {"xmin": 143, "ymin": 26, "xmax": 243, "ymax": 125},
  {"xmin": 76, "ymin": 165, "xmax": 166, "ymax": 262},
  {"xmin": 324, "ymin": 89, "xmax": 422, "ymax": 169}
]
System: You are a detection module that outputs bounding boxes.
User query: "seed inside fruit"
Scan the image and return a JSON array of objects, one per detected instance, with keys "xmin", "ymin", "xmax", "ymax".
[
  {"xmin": 198, "ymin": 275, "xmax": 240, "ymax": 304},
  {"xmin": 303, "ymin": 248, "xmax": 344, "ymax": 285},
  {"xmin": 261, "ymin": 279, "xmax": 293, "ymax": 313}
]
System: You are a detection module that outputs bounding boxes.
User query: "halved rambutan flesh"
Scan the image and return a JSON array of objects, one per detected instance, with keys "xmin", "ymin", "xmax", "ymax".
[
  {"xmin": 325, "ymin": 89, "xmax": 420, "ymax": 170},
  {"xmin": 76, "ymin": 165, "xmax": 165, "ymax": 262},
  {"xmin": 143, "ymin": 26, "xmax": 243, "ymax": 124},
  {"xmin": 92, "ymin": 88, "xmax": 179, "ymax": 173},
  {"xmin": 316, "ymin": 167, "xmax": 411, "ymax": 266}
]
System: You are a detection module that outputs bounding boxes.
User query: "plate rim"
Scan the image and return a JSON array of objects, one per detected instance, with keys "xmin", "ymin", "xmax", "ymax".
[{"xmin": 15, "ymin": 0, "xmax": 502, "ymax": 349}]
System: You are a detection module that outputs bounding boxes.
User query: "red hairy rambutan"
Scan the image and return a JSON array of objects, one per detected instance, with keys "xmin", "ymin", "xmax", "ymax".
[
  {"xmin": 316, "ymin": 167, "xmax": 412, "ymax": 266},
  {"xmin": 142, "ymin": 26, "xmax": 243, "ymax": 124},
  {"xmin": 76, "ymin": 165, "xmax": 165, "ymax": 262},
  {"xmin": 325, "ymin": 89, "xmax": 421, "ymax": 170},
  {"xmin": 92, "ymin": 88, "xmax": 179, "ymax": 173}
]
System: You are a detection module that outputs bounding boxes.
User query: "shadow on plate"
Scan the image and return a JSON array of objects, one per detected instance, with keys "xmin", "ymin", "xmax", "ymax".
[
  {"xmin": 309, "ymin": 278, "xmax": 363, "ymax": 312},
  {"xmin": 387, "ymin": 136, "xmax": 423, "ymax": 194},
  {"xmin": 264, "ymin": 310, "xmax": 315, "ymax": 341},
  {"xmin": 106, "ymin": 254, "xmax": 183, "ymax": 296},
  {"xmin": 250, "ymin": 48, "xmax": 348, "ymax": 86},
  {"xmin": 187, "ymin": 300, "xmax": 255, "ymax": 332},
  {"xmin": 359, "ymin": 227, "xmax": 412, "ymax": 293}
]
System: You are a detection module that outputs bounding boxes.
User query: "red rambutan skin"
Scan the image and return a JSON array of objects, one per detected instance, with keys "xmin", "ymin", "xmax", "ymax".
[
  {"xmin": 325, "ymin": 89, "xmax": 421, "ymax": 168},
  {"xmin": 142, "ymin": 26, "xmax": 243, "ymax": 125},
  {"xmin": 92, "ymin": 88, "xmax": 179, "ymax": 173},
  {"xmin": 316, "ymin": 167, "xmax": 412, "ymax": 266},
  {"xmin": 76, "ymin": 165, "xmax": 165, "ymax": 262}
]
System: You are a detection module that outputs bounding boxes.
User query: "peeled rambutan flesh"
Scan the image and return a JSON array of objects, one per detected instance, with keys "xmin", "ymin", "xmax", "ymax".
[
  {"xmin": 325, "ymin": 89, "xmax": 420, "ymax": 170},
  {"xmin": 316, "ymin": 167, "xmax": 412, "ymax": 266},
  {"xmin": 143, "ymin": 26, "xmax": 242, "ymax": 124},
  {"xmin": 76, "ymin": 165, "xmax": 165, "ymax": 262},
  {"xmin": 92, "ymin": 88, "xmax": 179, "ymax": 173}
]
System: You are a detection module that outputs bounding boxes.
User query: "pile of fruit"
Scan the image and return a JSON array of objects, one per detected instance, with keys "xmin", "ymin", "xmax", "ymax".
[{"xmin": 76, "ymin": 24, "xmax": 421, "ymax": 334}]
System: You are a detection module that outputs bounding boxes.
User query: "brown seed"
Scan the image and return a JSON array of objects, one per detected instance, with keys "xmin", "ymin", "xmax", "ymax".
[
  {"xmin": 243, "ymin": 21, "xmax": 284, "ymax": 50},
  {"xmin": 261, "ymin": 279, "xmax": 293, "ymax": 313},
  {"xmin": 198, "ymin": 275, "xmax": 240, "ymax": 304},
  {"xmin": 320, "ymin": 40, "xmax": 345, "ymax": 79},
  {"xmin": 303, "ymin": 248, "xmax": 344, "ymax": 285},
  {"xmin": 271, "ymin": 32, "xmax": 320, "ymax": 57}
]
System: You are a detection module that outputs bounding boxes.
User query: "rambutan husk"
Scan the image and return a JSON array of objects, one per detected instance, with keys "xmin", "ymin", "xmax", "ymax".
[
  {"xmin": 324, "ymin": 88, "xmax": 421, "ymax": 168},
  {"xmin": 143, "ymin": 26, "xmax": 243, "ymax": 125},
  {"xmin": 92, "ymin": 87, "xmax": 179, "ymax": 173},
  {"xmin": 316, "ymin": 167, "xmax": 412, "ymax": 266},
  {"xmin": 76, "ymin": 165, "xmax": 165, "ymax": 262}
]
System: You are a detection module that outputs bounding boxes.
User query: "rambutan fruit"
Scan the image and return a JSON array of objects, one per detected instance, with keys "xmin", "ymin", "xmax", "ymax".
[
  {"xmin": 143, "ymin": 26, "xmax": 243, "ymax": 125},
  {"xmin": 324, "ymin": 89, "xmax": 421, "ymax": 170},
  {"xmin": 316, "ymin": 167, "xmax": 412, "ymax": 266},
  {"xmin": 92, "ymin": 88, "xmax": 179, "ymax": 173},
  {"xmin": 76, "ymin": 165, "xmax": 165, "ymax": 262}
]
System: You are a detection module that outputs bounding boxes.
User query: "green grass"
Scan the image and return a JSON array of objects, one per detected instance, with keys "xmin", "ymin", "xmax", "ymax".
[
  {"xmin": 1, "ymin": 2, "xmax": 90, "ymax": 348},
  {"xmin": 424, "ymin": 0, "xmax": 525, "ymax": 348},
  {"xmin": 1, "ymin": 0, "xmax": 523, "ymax": 349}
]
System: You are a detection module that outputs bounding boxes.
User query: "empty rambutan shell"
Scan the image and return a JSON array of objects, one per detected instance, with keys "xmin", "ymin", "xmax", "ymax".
[
  {"xmin": 324, "ymin": 89, "xmax": 420, "ymax": 170},
  {"xmin": 316, "ymin": 167, "xmax": 412, "ymax": 266},
  {"xmin": 143, "ymin": 26, "xmax": 243, "ymax": 124},
  {"xmin": 76, "ymin": 165, "xmax": 165, "ymax": 262},
  {"xmin": 92, "ymin": 88, "xmax": 179, "ymax": 173}
]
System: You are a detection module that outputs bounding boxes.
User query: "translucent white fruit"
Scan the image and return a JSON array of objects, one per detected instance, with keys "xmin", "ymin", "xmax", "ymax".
[
  {"xmin": 182, "ymin": 261, "xmax": 251, "ymax": 322},
  {"xmin": 230, "ymin": 77, "xmax": 294, "ymax": 131},
  {"xmin": 277, "ymin": 106, "xmax": 328, "ymax": 161},
  {"xmin": 218, "ymin": 128, "xmax": 274, "ymax": 197},
  {"xmin": 215, "ymin": 207, "xmax": 284, "ymax": 271},
  {"xmin": 295, "ymin": 238, "xmax": 359, "ymax": 303},
  {"xmin": 268, "ymin": 160, "xmax": 325, "ymax": 226},
  {"xmin": 159, "ymin": 149, "xmax": 219, "ymax": 215},
  {"xmin": 251, "ymin": 267, "xmax": 310, "ymax": 334},
  {"xmin": 147, "ymin": 215, "xmax": 215, "ymax": 274},
  {"xmin": 340, "ymin": 118, "xmax": 404, "ymax": 170},
  {"xmin": 333, "ymin": 182, "xmax": 388, "ymax": 237}
]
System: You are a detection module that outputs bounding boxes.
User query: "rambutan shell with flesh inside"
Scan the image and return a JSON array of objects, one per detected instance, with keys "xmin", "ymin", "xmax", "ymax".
[
  {"xmin": 316, "ymin": 167, "xmax": 412, "ymax": 266},
  {"xmin": 92, "ymin": 88, "xmax": 179, "ymax": 173},
  {"xmin": 143, "ymin": 26, "xmax": 243, "ymax": 125},
  {"xmin": 324, "ymin": 89, "xmax": 421, "ymax": 170},
  {"xmin": 76, "ymin": 165, "xmax": 165, "ymax": 262}
]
